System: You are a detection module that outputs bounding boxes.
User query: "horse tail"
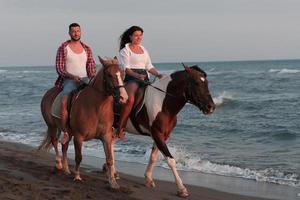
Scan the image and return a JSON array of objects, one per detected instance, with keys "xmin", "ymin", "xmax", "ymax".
[{"xmin": 38, "ymin": 129, "xmax": 54, "ymax": 151}]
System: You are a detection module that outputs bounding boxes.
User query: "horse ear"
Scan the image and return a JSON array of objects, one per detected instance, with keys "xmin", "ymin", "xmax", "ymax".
[
  {"xmin": 182, "ymin": 63, "xmax": 192, "ymax": 73},
  {"xmin": 98, "ymin": 56, "xmax": 105, "ymax": 66},
  {"xmin": 113, "ymin": 56, "xmax": 119, "ymax": 64}
]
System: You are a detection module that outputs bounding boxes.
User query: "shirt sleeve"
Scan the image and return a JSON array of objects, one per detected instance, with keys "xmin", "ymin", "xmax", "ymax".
[
  {"xmin": 85, "ymin": 47, "xmax": 96, "ymax": 78},
  {"xmin": 144, "ymin": 48, "xmax": 154, "ymax": 71},
  {"xmin": 119, "ymin": 48, "xmax": 131, "ymax": 70},
  {"xmin": 55, "ymin": 45, "xmax": 67, "ymax": 77}
]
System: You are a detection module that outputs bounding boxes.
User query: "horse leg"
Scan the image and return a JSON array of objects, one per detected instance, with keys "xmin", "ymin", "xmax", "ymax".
[
  {"xmin": 51, "ymin": 128, "xmax": 62, "ymax": 170},
  {"xmin": 73, "ymin": 135, "xmax": 83, "ymax": 181},
  {"xmin": 152, "ymin": 133, "xmax": 189, "ymax": 198},
  {"xmin": 61, "ymin": 137, "xmax": 72, "ymax": 175},
  {"xmin": 102, "ymin": 138, "xmax": 119, "ymax": 179},
  {"xmin": 110, "ymin": 138, "xmax": 119, "ymax": 179},
  {"xmin": 166, "ymin": 157, "xmax": 189, "ymax": 197},
  {"xmin": 103, "ymin": 135, "xmax": 119, "ymax": 189},
  {"xmin": 144, "ymin": 143, "xmax": 159, "ymax": 188}
]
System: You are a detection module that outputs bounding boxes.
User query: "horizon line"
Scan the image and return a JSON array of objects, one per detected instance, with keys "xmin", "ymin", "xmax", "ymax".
[{"xmin": 1, "ymin": 58, "xmax": 300, "ymax": 68}]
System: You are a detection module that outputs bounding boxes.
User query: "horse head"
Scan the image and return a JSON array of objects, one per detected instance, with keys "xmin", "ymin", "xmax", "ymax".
[
  {"xmin": 183, "ymin": 64, "xmax": 215, "ymax": 115},
  {"xmin": 97, "ymin": 56, "xmax": 128, "ymax": 104}
]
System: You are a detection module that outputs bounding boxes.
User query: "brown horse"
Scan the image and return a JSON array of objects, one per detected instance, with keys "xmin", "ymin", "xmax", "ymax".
[
  {"xmin": 113, "ymin": 64, "xmax": 215, "ymax": 197},
  {"xmin": 39, "ymin": 57, "xmax": 128, "ymax": 189}
]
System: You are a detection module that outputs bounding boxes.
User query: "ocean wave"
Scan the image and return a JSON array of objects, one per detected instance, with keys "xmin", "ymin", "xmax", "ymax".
[
  {"xmin": 213, "ymin": 91, "xmax": 233, "ymax": 106},
  {"xmin": 206, "ymin": 68, "xmax": 227, "ymax": 75},
  {"xmin": 0, "ymin": 70, "xmax": 8, "ymax": 73},
  {"xmin": 22, "ymin": 70, "xmax": 53, "ymax": 74},
  {"xmin": 150, "ymin": 145, "xmax": 300, "ymax": 187},
  {"xmin": 1, "ymin": 131, "xmax": 299, "ymax": 188},
  {"xmin": 272, "ymin": 131, "xmax": 297, "ymax": 140},
  {"xmin": 0, "ymin": 128, "xmax": 16, "ymax": 133},
  {"xmin": 159, "ymin": 70, "xmax": 175, "ymax": 75},
  {"xmin": 269, "ymin": 69, "xmax": 300, "ymax": 74}
]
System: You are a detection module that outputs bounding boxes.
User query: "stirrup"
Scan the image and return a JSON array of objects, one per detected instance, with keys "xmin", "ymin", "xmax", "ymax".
[{"xmin": 59, "ymin": 132, "xmax": 69, "ymax": 145}]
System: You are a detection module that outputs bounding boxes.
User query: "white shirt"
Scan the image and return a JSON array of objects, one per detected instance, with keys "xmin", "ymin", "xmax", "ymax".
[
  {"xmin": 65, "ymin": 45, "xmax": 87, "ymax": 78},
  {"xmin": 119, "ymin": 43, "xmax": 154, "ymax": 71}
]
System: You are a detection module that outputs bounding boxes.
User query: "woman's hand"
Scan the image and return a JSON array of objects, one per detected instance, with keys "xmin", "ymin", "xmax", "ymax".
[{"xmin": 157, "ymin": 74, "xmax": 163, "ymax": 79}]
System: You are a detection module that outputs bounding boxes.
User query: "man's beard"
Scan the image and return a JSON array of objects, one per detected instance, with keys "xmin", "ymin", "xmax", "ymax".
[{"xmin": 71, "ymin": 36, "xmax": 81, "ymax": 41}]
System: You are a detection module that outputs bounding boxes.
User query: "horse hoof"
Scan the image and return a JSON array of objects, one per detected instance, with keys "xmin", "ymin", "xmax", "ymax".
[
  {"xmin": 52, "ymin": 167, "xmax": 62, "ymax": 175},
  {"xmin": 102, "ymin": 163, "xmax": 107, "ymax": 173},
  {"xmin": 145, "ymin": 180, "xmax": 155, "ymax": 188},
  {"xmin": 64, "ymin": 170, "xmax": 72, "ymax": 176},
  {"xmin": 74, "ymin": 177, "xmax": 82, "ymax": 182},
  {"xmin": 55, "ymin": 161, "xmax": 63, "ymax": 170},
  {"xmin": 177, "ymin": 187, "xmax": 189, "ymax": 198},
  {"xmin": 56, "ymin": 165, "xmax": 63, "ymax": 171},
  {"xmin": 110, "ymin": 183, "xmax": 120, "ymax": 190},
  {"xmin": 114, "ymin": 173, "xmax": 120, "ymax": 180}
]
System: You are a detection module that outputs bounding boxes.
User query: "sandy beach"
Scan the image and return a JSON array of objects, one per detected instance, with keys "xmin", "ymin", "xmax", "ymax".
[{"xmin": 0, "ymin": 140, "xmax": 277, "ymax": 200}]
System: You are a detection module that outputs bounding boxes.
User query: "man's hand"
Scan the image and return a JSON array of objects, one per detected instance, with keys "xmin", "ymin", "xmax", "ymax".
[{"xmin": 73, "ymin": 75, "xmax": 81, "ymax": 83}]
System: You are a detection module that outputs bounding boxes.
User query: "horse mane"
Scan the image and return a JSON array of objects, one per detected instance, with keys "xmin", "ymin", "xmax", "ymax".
[
  {"xmin": 171, "ymin": 65, "xmax": 207, "ymax": 78},
  {"xmin": 101, "ymin": 57, "xmax": 119, "ymax": 66},
  {"xmin": 190, "ymin": 65, "xmax": 207, "ymax": 77}
]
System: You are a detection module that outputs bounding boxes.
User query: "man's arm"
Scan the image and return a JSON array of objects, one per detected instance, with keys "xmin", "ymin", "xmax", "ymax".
[{"xmin": 85, "ymin": 46, "xmax": 96, "ymax": 78}]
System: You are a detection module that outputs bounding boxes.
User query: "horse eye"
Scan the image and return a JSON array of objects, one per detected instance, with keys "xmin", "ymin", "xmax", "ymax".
[{"xmin": 194, "ymin": 81, "xmax": 200, "ymax": 86}]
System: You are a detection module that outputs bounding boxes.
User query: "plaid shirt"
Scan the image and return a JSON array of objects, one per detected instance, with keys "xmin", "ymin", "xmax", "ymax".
[{"xmin": 54, "ymin": 40, "xmax": 96, "ymax": 89}]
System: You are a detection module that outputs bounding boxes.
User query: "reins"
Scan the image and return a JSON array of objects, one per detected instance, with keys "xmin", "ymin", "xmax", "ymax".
[
  {"xmin": 143, "ymin": 79, "xmax": 196, "ymax": 108},
  {"xmin": 142, "ymin": 80, "xmax": 177, "ymax": 98}
]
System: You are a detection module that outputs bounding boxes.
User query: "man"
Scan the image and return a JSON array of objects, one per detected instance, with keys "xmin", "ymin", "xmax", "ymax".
[{"xmin": 54, "ymin": 23, "xmax": 96, "ymax": 144}]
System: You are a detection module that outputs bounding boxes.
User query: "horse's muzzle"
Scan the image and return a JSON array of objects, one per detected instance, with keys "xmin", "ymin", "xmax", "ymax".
[{"xmin": 202, "ymin": 102, "xmax": 215, "ymax": 115}]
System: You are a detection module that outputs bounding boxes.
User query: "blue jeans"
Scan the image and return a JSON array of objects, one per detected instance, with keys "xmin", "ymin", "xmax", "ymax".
[{"xmin": 61, "ymin": 77, "xmax": 90, "ymax": 96}]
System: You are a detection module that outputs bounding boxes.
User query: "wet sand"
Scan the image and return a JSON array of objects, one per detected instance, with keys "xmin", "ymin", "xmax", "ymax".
[{"xmin": 0, "ymin": 140, "xmax": 274, "ymax": 200}]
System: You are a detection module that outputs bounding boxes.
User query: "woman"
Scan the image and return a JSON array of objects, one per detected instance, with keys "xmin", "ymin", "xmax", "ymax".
[{"xmin": 116, "ymin": 25, "xmax": 163, "ymax": 140}]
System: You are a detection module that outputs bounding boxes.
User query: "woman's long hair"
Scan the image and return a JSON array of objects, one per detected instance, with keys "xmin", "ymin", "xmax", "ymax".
[{"xmin": 119, "ymin": 26, "xmax": 143, "ymax": 51}]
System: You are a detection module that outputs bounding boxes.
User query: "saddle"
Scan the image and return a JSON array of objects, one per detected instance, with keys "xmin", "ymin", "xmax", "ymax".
[
  {"xmin": 113, "ymin": 76, "xmax": 171, "ymax": 135},
  {"xmin": 51, "ymin": 83, "xmax": 88, "ymax": 119}
]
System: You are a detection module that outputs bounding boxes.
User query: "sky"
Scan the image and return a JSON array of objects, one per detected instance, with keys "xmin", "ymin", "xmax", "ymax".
[{"xmin": 0, "ymin": 0, "xmax": 299, "ymax": 66}]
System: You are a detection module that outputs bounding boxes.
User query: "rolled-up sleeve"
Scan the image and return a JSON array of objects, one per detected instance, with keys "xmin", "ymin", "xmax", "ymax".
[
  {"xmin": 119, "ymin": 49, "xmax": 131, "ymax": 70},
  {"xmin": 55, "ymin": 45, "xmax": 66, "ymax": 77},
  {"xmin": 144, "ymin": 49, "xmax": 154, "ymax": 71},
  {"xmin": 86, "ymin": 47, "xmax": 96, "ymax": 77}
]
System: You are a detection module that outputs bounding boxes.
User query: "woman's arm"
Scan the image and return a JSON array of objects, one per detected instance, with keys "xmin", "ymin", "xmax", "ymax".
[{"xmin": 148, "ymin": 68, "xmax": 163, "ymax": 79}]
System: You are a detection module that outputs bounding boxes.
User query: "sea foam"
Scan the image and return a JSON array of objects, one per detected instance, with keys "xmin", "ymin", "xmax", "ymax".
[
  {"xmin": 148, "ymin": 144, "xmax": 300, "ymax": 187},
  {"xmin": 269, "ymin": 68, "xmax": 300, "ymax": 74},
  {"xmin": 213, "ymin": 91, "xmax": 233, "ymax": 106}
]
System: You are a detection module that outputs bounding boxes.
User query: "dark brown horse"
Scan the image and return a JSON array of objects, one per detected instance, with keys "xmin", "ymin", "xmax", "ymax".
[
  {"xmin": 113, "ymin": 64, "xmax": 215, "ymax": 197},
  {"xmin": 39, "ymin": 57, "xmax": 128, "ymax": 189}
]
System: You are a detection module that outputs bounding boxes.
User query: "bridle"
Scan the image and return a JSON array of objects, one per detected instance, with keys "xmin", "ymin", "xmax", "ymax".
[
  {"xmin": 102, "ymin": 64, "xmax": 125, "ymax": 99},
  {"xmin": 142, "ymin": 70, "xmax": 205, "ymax": 109},
  {"xmin": 181, "ymin": 64, "xmax": 210, "ymax": 111}
]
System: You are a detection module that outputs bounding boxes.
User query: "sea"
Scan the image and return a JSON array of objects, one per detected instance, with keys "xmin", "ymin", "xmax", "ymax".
[{"xmin": 0, "ymin": 59, "xmax": 299, "ymax": 191}]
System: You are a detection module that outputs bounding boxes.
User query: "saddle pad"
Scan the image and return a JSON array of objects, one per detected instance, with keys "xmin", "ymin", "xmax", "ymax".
[
  {"xmin": 143, "ymin": 75, "xmax": 172, "ymax": 126},
  {"xmin": 52, "ymin": 93, "xmax": 63, "ymax": 118}
]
